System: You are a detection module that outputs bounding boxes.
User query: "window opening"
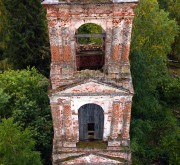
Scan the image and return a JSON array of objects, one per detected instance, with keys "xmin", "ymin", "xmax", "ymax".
[
  {"xmin": 88, "ymin": 123, "xmax": 95, "ymax": 131},
  {"xmin": 76, "ymin": 23, "xmax": 105, "ymax": 71},
  {"xmin": 88, "ymin": 123, "xmax": 95, "ymax": 140}
]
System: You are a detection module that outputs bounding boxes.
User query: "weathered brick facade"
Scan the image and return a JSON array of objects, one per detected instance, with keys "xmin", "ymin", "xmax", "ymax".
[{"xmin": 42, "ymin": 0, "xmax": 138, "ymax": 164}]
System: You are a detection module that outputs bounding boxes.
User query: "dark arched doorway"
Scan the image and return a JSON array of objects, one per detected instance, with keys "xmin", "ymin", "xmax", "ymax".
[{"xmin": 78, "ymin": 103, "xmax": 104, "ymax": 141}]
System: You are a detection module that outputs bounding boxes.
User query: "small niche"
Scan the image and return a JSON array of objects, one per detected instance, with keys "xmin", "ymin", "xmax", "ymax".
[{"xmin": 88, "ymin": 123, "xmax": 95, "ymax": 140}]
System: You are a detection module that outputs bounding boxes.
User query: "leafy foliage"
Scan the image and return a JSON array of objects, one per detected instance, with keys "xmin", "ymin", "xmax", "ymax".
[
  {"xmin": 158, "ymin": 0, "xmax": 180, "ymax": 21},
  {"xmin": 0, "ymin": 0, "xmax": 8, "ymax": 51},
  {"xmin": 0, "ymin": 0, "xmax": 12, "ymax": 71},
  {"xmin": 0, "ymin": 89, "xmax": 10, "ymax": 117},
  {"xmin": 158, "ymin": 0, "xmax": 180, "ymax": 61},
  {"xmin": 0, "ymin": 118, "xmax": 42, "ymax": 165},
  {"xmin": 158, "ymin": 77, "xmax": 180, "ymax": 107},
  {"xmin": 0, "ymin": 68, "xmax": 52, "ymax": 165},
  {"xmin": 131, "ymin": 0, "xmax": 178, "ymax": 56},
  {"xmin": 130, "ymin": 0, "xmax": 179, "ymax": 164},
  {"xmin": 2, "ymin": 0, "xmax": 50, "ymax": 76}
]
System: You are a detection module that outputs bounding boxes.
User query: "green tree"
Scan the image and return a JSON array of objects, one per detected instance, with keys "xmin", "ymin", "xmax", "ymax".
[
  {"xmin": 0, "ymin": 0, "xmax": 8, "ymax": 53},
  {"xmin": 0, "ymin": 0, "xmax": 13, "ymax": 72},
  {"xmin": 158, "ymin": 0, "xmax": 180, "ymax": 19},
  {"xmin": 3, "ymin": 0, "xmax": 50, "ymax": 76},
  {"xmin": 0, "ymin": 68, "xmax": 52, "ymax": 165},
  {"xmin": 131, "ymin": 0, "xmax": 178, "ymax": 57},
  {"xmin": 130, "ymin": 0, "xmax": 179, "ymax": 164},
  {"xmin": 0, "ymin": 118, "xmax": 42, "ymax": 165},
  {"xmin": 0, "ymin": 89, "xmax": 10, "ymax": 118},
  {"xmin": 158, "ymin": 0, "xmax": 180, "ymax": 61}
]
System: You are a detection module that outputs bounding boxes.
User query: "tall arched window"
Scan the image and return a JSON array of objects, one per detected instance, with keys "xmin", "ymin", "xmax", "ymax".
[{"xmin": 76, "ymin": 23, "xmax": 105, "ymax": 71}]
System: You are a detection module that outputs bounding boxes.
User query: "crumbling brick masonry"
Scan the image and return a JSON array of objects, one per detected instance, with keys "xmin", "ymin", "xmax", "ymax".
[{"xmin": 42, "ymin": 0, "xmax": 138, "ymax": 164}]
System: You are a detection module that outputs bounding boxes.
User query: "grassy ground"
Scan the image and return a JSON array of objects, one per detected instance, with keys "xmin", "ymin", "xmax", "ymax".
[{"xmin": 76, "ymin": 140, "xmax": 107, "ymax": 149}]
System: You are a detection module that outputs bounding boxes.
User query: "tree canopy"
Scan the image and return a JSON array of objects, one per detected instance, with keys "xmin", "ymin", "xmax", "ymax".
[
  {"xmin": 130, "ymin": 0, "xmax": 180, "ymax": 164},
  {"xmin": 0, "ymin": 0, "xmax": 50, "ymax": 76},
  {"xmin": 0, "ymin": 68, "xmax": 53, "ymax": 165},
  {"xmin": 158, "ymin": 0, "xmax": 180, "ymax": 61},
  {"xmin": 0, "ymin": 118, "xmax": 42, "ymax": 165}
]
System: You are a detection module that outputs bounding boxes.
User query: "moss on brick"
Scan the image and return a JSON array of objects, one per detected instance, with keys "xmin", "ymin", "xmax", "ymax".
[{"xmin": 76, "ymin": 141, "xmax": 107, "ymax": 149}]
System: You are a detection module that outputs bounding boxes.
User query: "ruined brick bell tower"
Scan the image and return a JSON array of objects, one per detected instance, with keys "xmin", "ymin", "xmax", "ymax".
[{"xmin": 42, "ymin": 0, "xmax": 139, "ymax": 164}]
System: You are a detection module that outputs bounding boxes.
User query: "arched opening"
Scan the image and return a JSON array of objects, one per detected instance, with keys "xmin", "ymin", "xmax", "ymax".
[
  {"xmin": 78, "ymin": 103, "xmax": 104, "ymax": 141},
  {"xmin": 76, "ymin": 23, "xmax": 105, "ymax": 71}
]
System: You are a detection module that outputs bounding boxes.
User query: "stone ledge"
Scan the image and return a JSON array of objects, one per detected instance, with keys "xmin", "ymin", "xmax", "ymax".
[
  {"xmin": 54, "ymin": 153, "xmax": 127, "ymax": 165},
  {"xmin": 42, "ymin": 0, "xmax": 139, "ymax": 5},
  {"xmin": 53, "ymin": 146, "xmax": 130, "ymax": 153}
]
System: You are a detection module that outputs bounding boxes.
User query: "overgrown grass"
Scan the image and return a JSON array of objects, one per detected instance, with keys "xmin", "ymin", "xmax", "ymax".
[{"xmin": 76, "ymin": 140, "xmax": 107, "ymax": 149}]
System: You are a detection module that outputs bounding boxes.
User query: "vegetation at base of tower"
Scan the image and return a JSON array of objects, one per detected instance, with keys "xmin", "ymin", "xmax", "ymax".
[
  {"xmin": 130, "ymin": 0, "xmax": 180, "ymax": 164},
  {"xmin": 77, "ymin": 140, "xmax": 107, "ymax": 149},
  {"xmin": 0, "ymin": 0, "xmax": 50, "ymax": 77},
  {"xmin": 0, "ymin": 68, "xmax": 53, "ymax": 165},
  {"xmin": 0, "ymin": 118, "xmax": 42, "ymax": 165}
]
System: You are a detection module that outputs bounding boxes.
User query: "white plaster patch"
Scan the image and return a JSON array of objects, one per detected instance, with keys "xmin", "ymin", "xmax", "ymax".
[
  {"xmin": 71, "ymin": 96, "xmax": 113, "ymax": 139},
  {"xmin": 71, "ymin": 95, "xmax": 112, "ymax": 113}
]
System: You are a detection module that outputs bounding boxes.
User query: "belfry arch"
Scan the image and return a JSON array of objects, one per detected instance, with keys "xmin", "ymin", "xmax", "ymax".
[
  {"xmin": 74, "ymin": 20, "xmax": 107, "ymax": 33},
  {"xmin": 75, "ymin": 23, "xmax": 106, "ymax": 71}
]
